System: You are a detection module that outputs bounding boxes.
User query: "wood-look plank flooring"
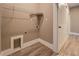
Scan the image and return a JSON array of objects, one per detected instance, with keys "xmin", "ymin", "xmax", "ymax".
[
  {"xmin": 59, "ymin": 35, "xmax": 79, "ymax": 56},
  {"xmin": 9, "ymin": 42, "xmax": 56, "ymax": 56}
]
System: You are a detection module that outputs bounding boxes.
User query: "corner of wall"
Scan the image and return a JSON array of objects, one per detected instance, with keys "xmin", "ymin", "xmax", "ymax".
[{"xmin": 0, "ymin": 12, "xmax": 1, "ymax": 52}]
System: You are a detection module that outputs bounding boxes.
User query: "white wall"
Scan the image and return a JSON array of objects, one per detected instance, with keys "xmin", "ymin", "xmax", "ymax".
[
  {"xmin": 70, "ymin": 7, "xmax": 79, "ymax": 33},
  {"xmin": 1, "ymin": 4, "xmax": 39, "ymax": 51},
  {"xmin": 39, "ymin": 3, "xmax": 53, "ymax": 43}
]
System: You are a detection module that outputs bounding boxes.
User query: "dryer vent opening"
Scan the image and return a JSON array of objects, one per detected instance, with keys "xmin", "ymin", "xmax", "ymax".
[
  {"xmin": 11, "ymin": 35, "xmax": 23, "ymax": 49},
  {"xmin": 14, "ymin": 38, "xmax": 21, "ymax": 48}
]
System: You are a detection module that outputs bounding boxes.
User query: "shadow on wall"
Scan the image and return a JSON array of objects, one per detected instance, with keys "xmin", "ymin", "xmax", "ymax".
[{"xmin": 30, "ymin": 13, "xmax": 44, "ymax": 31}]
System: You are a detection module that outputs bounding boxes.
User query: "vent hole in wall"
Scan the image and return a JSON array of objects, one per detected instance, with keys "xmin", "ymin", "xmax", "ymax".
[
  {"xmin": 11, "ymin": 35, "xmax": 23, "ymax": 49},
  {"xmin": 14, "ymin": 38, "xmax": 21, "ymax": 48}
]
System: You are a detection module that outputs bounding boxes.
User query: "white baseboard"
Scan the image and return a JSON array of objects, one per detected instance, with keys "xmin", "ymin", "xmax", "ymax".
[
  {"xmin": 22, "ymin": 39, "xmax": 39, "ymax": 49},
  {"xmin": 0, "ymin": 38, "xmax": 53, "ymax": 56},
  {"xmin": 0, "ymin": 39, "xmax": 39, "ymax": 56},
  {"xmin": 38, "ymin": 38, "xmax": 53, "ymax": 50},
  {"xmin": 69, "ymin": 32, "xmax": 79, "ymax": 36},
  {"xmin": 0, "ymin": 47, "xmax": 23, "ymax": 56},
  {"xmin": 0, "ymin": 49, "xmax": 12, "ymax": 56}
]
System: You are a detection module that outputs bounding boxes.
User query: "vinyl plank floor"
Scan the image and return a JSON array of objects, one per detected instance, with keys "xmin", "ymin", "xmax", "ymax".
[
  {"xmin": 9, "ymin": 42, "xmax": 56, "ymax": 56},
  {"xmin": 59, "ymin": 35, "xmax": 79, "ymax": 56}
]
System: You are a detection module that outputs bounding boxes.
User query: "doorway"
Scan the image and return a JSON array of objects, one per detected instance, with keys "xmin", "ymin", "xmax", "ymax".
[
  {"xmin": 57, "ymin": 3, "xmax": 70, "ymax": 51},
  {"xmin": 53, "ymin": 3, "xmax": 70, "ymax": 52}
]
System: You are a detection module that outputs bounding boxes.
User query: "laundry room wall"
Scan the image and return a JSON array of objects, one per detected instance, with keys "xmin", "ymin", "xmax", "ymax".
[
  {"xmin": 1, "ymin": 3, "xmax": 40, "ymax": 51},
  {"xmin": 39, "ymin": 3, "xmax": 53, "ymax": 43}
]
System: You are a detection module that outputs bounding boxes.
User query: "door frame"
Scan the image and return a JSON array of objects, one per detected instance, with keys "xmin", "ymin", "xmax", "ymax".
[
  {"xmin": 52, "ymin": 3, "xmax": 58, "ymax": 52},
  {"xmin": 53, "ymin": 3, "xmax": 70, "ymax": 52},
  {"xmin": 0, "ymin": 11, "xmax": 1, "ymax": 52}
]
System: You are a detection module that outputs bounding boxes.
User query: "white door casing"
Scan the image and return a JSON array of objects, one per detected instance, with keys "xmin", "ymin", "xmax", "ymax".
[
  {"xmin": 52, "ymin": 3, "xmax": 58, "ymax": 52},
  {"xmin": 58, "ymin": 4, "xmax": 70, "ymax": 51},
  {"xmin": 0, "ymin": 10, "xmax": 1, "ymax": 52}
]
